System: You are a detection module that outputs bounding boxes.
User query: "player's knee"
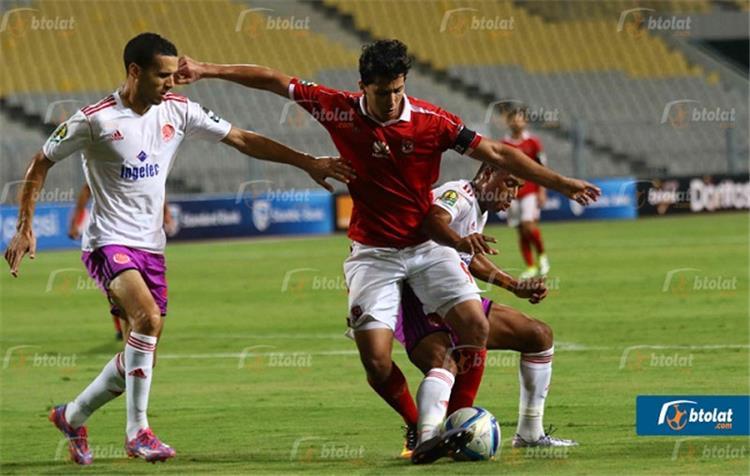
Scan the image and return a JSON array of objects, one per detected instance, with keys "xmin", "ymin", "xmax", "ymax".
[
  {"xmin": 130, "ymin": 306, "xmax": 161, "ymax": 335},
  {"xmin": 529, "ymin": 319, "xmax": 553, "ymax": 351},
  {"xmin": 454, "ymin": 313, "xmax": 489, "ymax": 347},
  {"xmin": 361, "ymin": 355, "xmax": 392, "ymax": 384}
]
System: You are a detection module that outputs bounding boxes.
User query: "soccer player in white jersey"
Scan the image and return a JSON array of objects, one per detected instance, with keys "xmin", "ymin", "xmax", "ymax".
[
  {"xmin": 388, "ymin": 164, "xmax": 576, "ymax": 458},
  {"xmin": 3, "ymin": 33, "xmax": 352, "ymax": 465}
]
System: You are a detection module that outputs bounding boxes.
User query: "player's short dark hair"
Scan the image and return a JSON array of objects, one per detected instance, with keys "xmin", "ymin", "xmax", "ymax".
[
  {"xmin": 123, "ymin": 33, "xmax": 178, "ymax": 73},
  {"xmin": 505, "ymin": 104, "xmax": 529, "ymax": 120},
  {"xmin": 474, "ymin": 162, "xmax": 494, "ymax": 180},
  {"xmin": 359, "ymin": 39, "xmax": 412, "ymax": 85}
]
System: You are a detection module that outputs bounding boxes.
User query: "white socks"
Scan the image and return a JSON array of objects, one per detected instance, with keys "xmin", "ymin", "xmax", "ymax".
[
  {"xmin": 125, "ymin": 332, "xmax": 157, "ymax": 440},
  {"xmin": 517, "ymin": 346, "xmax": 554, "ymax": 442},
  {"xmin": 65, "ymin": 352, "xmax": 126, "ymax": 428},
  {"xmin": 416, "ymin": 368, "xmax": 454, "ymax": 444}
]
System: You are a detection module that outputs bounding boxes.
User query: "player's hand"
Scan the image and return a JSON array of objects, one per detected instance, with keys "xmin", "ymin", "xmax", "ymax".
[
  {"xmin": 163, "ymin": 217, "xmax": 178, "ymax": 237},
  {"xmin": 4, "ymin": 228, "xmax": 36, "ymax": 277},
  {"xmin": 537, "ymin": 190, "xmax": 547, "ymax": 208},
  {"xmin": 513, "ymin": 277, "xmax": 548, "ymax": 304},
  {"xmin": 67, "ymin": 224, "xmax": 81, "ymax": 241},
  {"xmin": 561, "ymin": 178, "xmax": 601, "ymax": 206},
  {"xmin": 456, "ymin": 233, "xmax": 497, "ymax": 256},
  {"xmin": 175, "ymin": 56, "xmax": 205, "ymax": 85},
  {"xmin": 306, "ymin": 157, "xmax": 356, "ymax": 192}
]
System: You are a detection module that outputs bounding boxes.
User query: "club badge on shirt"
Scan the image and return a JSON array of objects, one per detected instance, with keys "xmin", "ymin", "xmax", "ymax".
[{"xmin": 162, "ymin": 123, "xmax": 175, "ymax": 142}]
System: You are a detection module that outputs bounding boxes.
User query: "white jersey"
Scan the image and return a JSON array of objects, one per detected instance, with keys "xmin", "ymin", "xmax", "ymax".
[
  {"xmin": 432, "ymin": 179, "xmax": 488, "ymax": 265},
  {"xmin": 42, "ymin": 90, "xmax": 232, "ymax": 253}
]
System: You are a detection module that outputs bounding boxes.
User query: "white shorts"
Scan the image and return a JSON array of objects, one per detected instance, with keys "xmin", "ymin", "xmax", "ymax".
[
  {"xmin": 507, "ymin": 194, "xmax": 540, "ymax": 228},
  {"xmin": 343, "ymin": 240, "xmax": 481, "ymax": 332}
]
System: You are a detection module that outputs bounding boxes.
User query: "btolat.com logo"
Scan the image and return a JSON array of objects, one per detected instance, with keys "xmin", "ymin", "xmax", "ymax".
[
  {"xmin": 658, "ymin": 400, "xmax": 733, "ymax": 432},
  {"xmin": 637, "ymin": 396, "xmax": 746, "ymax": 436}
]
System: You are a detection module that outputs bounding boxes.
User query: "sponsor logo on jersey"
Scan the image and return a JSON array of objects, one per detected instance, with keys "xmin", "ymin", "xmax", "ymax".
[
  {"xmin": 440, "ymin": 190, "xmax": 459, "ymax": 207},
  {"xmin": 50, "ymin": 123, "xmax": 68, "ymax": 143},
  {"xmin": 111, "ymin": 130, "xmax": 124, "ymax": 141},
  {"xmin": 137, "ymin": 150, "xmax": 148, "ymax": 162},
  {"xmin": 120, "ymin": 163, "xmax": 160, "ymax": 181},
  {"xmin": 201, "ymin": 107, "xmax": 222, "ymax": 124},
  {"xmin": 112, "ymin": 253, "xmax": 131, "ymax": 264},
  {"xmin": 372, "ymin": 140, "xmax": 390, "ymax": 159},
  {"xmin": 161, "ymin": 124, "xmax": 175, "ymax": 142}
]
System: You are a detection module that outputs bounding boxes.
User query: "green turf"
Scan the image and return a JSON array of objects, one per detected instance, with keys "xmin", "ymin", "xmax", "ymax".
[{"xmin": 1, "ymin": 213, "xmax": 748, "ymax": 474}]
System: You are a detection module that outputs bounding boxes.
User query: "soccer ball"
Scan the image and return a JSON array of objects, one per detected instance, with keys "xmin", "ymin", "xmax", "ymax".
[{"xmin": 442, "ymin": 407, "xmax": 501, "ymax": 461}]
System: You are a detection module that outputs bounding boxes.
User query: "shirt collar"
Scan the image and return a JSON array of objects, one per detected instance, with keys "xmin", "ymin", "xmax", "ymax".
[{"xmin": 359, "ymin": 94, "xmax": 412, "ymax": 126}]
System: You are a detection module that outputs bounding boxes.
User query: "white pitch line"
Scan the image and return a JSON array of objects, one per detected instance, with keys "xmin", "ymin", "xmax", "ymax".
[{"xmin": 3, "ymin": 343, "xmax": 747, "ymax": 365}]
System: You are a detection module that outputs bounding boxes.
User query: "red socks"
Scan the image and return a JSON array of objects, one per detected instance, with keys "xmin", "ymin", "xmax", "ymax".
[
  {"xmin": 520, "ymin": 235, "xmax": 534, "ymax": 266},
  {"xmin": 369, "ymin": 363, "xmax": 418, "ymax": 427},
  {"xmin": 112, "ymin": 314, "xmax": 122, "ymax": 333},
  {"xmin": 529, "ymin": 228, "xmax": 545, "ymax": 254},
  {"xmin": 447, "ymin": 348, "xmax": 487, "ymax": 415}
]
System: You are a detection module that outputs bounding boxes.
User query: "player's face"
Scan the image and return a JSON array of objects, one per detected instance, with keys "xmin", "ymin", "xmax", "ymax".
[
  {"xmin": 137, "ymin": 54, "xmax": 178, "ymax": 106},
  {"xmin": 506, "ymin": 111, "xmax": 527, "ymax": 135},
  {"xmin": 359, "ymin": 75, "xmax": 406, "ymax": 122},
  {"xmin": 485, "ymin": 172, "xmax": 522, "ymax": 212}
]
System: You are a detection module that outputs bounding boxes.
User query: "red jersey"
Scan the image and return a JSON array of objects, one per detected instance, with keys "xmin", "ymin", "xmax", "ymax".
[
  {"xmin": 502, "ymin": 132, "xmax": 546, "ymax": 198},
  {"xmin": 289, "ymin": 78, "xmax": 482, "ymax": 248}
]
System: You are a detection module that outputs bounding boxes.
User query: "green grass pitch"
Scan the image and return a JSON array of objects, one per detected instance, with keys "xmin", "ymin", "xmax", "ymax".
[{"xmin": 1, "ymin": 213, "xmax": 747, "ymax": 474}]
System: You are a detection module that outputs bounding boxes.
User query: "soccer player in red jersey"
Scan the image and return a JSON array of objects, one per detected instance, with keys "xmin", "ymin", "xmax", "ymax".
[
  {"xmin": 502, "ymin": 106, "xmax": 550, "ymax": 278},
  {"xmin": 177, "ymin": 39, "xmax": 600, "ymax": 463}
]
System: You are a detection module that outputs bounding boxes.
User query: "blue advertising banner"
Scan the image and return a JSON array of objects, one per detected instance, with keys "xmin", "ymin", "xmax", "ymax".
[
  {"xmin": 1, "ymin": 203, "xmax": 76, "ymax": 251},
  {"xmin": 0, "ymin": 190, "xmax": 334, "ymax": 251},
  {"xmin": 492, "ymin": 177, "xmax": 638, "ymax": 223},
  {"xmin": 167, "ymin": 190, "xmax": 334, "ymax": 241},
  {"xmin": 636, "ymin": 396, "xmax": 749, "ymax": 436}
]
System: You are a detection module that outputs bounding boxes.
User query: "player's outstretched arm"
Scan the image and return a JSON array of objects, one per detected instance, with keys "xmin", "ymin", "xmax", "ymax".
[
  {"xmin": 221, "ymin": 127, "xmax": 354, "ymax": 192},
  {"xmin": 470, "ymin": 254, "xmax": 548, "ymax": 304},
  {"xmin": 469, "ymin": 138, "xmax": 601, "ymax": 206},
  {"xmin": 4, "ymin": 151, "xmax": 55, "ymax": 277},
  {"xmin": 176, "ymin": 56, "xmax": 292, "ymax": 98},
  {"xmin": 423, "ymin": 205, "xmax": 497, "ymax": 256}
]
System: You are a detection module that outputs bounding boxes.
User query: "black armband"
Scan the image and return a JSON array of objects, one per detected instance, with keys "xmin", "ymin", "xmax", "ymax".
[{"xmin": 452, "ymin": 126, "xmax": 477, "ymax": 154}]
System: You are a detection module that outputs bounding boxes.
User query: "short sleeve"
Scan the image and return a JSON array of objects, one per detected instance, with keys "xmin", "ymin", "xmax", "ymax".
[
  {"xmin": 185, "ymin": 100, "xmax": 232, "ymax": 141},
  {"xmin": 42, "ymin": 111, "xmax": 91, "ymax": 162},
  {"xmin": 288, "ymin": 77, "xmax": 352, "ymax": 127}
]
